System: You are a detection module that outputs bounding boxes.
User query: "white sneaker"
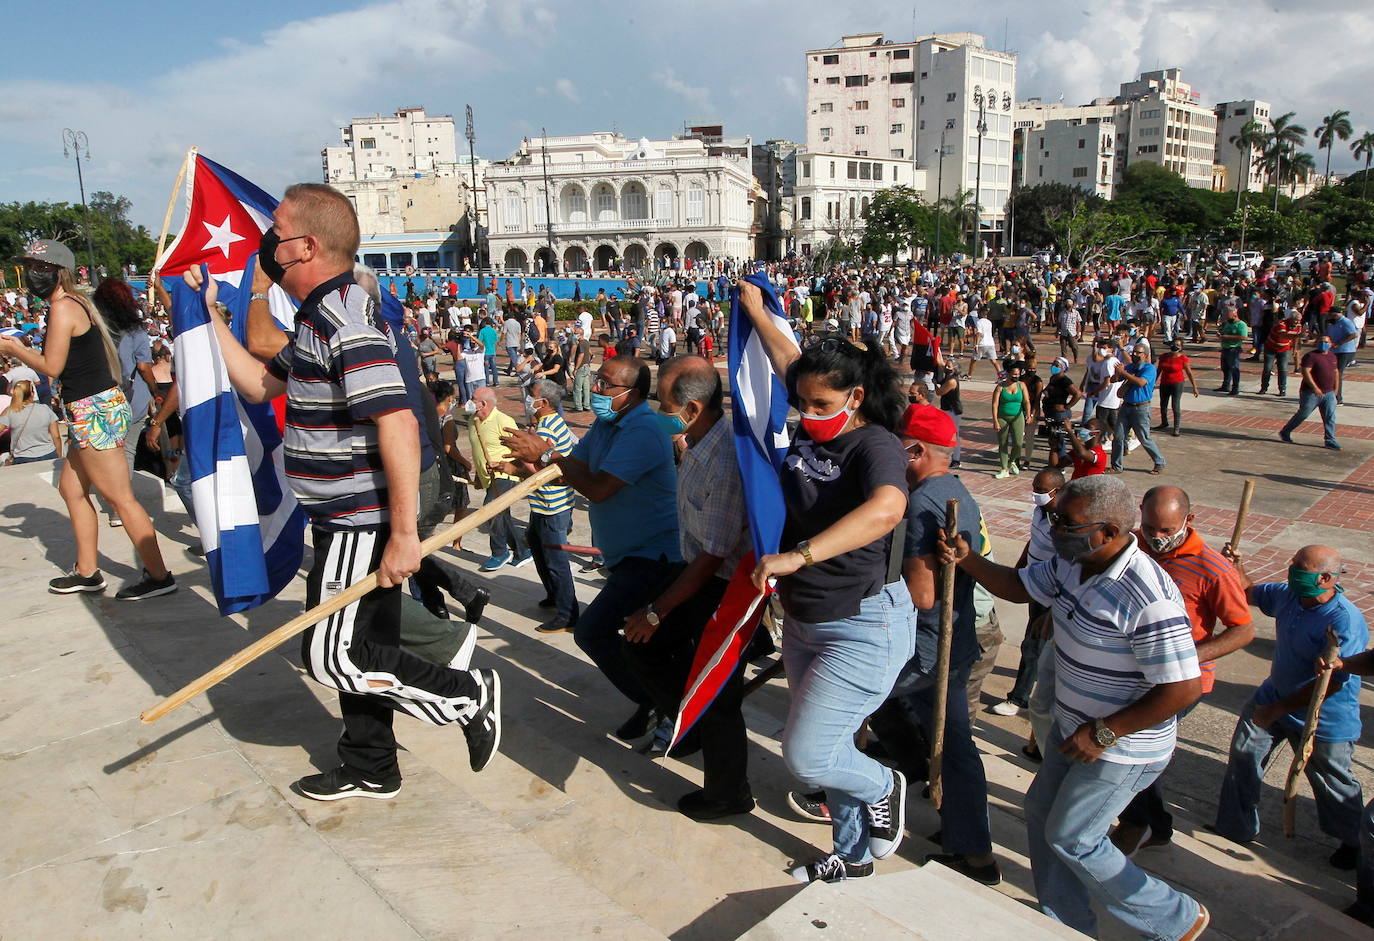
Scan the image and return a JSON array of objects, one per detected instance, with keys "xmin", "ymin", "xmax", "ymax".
[{"xmin": 991, "ymin": 700, "xmax": 1021, "ymax": 717}]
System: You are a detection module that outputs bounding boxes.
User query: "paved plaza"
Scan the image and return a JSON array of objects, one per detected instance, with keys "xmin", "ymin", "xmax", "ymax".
[{"xmin": 3, "ymin": 336, "xmax": 1373, "ymax": 939}]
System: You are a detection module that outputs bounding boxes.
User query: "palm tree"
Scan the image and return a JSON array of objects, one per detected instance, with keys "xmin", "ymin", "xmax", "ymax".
[
  {"xmin": 1264, "ymin": 112, "xmax": 1307, "ymax": 209},
  {"xmin": 1288, "ymin": 152, "xmax": 1316, "ymax": 196},
  {"xmin": 1316, "ymin": 110, "xmax": 1353, "ymax": 187},
  {"xmin": 1352, "ymin": 131, "xmax": 1374, "ymax": 200},
  {"xmin": 938, "ymin": 187, "xmax": 980, "ymax": 252},
  {"xmin": 1229, "ymin": 119, "xmax": 1267, "ymax": 210}
]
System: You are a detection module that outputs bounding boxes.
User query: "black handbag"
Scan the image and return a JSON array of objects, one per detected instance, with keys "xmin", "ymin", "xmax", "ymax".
[{"xmin": 133, "ymin": 428, "xmax": 167, "ymax": 479}]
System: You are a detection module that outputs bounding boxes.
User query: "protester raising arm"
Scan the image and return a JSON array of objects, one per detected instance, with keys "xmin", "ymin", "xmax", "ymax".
[
  {"xmin": 183, "ymin": 266, "xmax": 286, "ymax": 404},
  {"xmin": 736, "ymin": 279, "xmax": 800, "ymax": 378}
]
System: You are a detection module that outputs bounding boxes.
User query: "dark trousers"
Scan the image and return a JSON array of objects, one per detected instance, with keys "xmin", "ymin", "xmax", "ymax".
[
  {"xmin": 624, "ymin": 575, "xmax": 751, "ymax": 801},
  {"xmin": 1008, "ymin": 601, "xmax": 1049, "ymax": 707},
  {"xmin": 574, "ymin": 555, "xmax": 680, "ymax": 707},
  {"xmin": 1336, "ymin": 351, "xmax": 1355, "ymax": 404},
  {"xmin": 1157, "ymin": 382, "xmax": 1184, "ymax": 430},
  {"xmin": 1220, "ymin": 346, "xmax": 1242, "ymax": 393},
  {"xmin": 1119, "ymin": 702, "xmax": 1198, "ymax": 840},
  {"xmin": 303, "ymin": 526, "xmax": 480, "ymax": 783},
  {"xmin": 414, "ymin": 459, "xmax": 481, "ymax": 618},
  {"xmin": 484, "ymin": 477, "xmax": 522, "ymax": 558},
  {"xmin": 526, "ymin": 509, "xmax": 579, "ymax": 624}
]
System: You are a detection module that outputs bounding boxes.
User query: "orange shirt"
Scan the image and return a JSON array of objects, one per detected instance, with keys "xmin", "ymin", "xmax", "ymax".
[{"xmin": 1147, "ymin": 529, "xmax": 1252, "ymax": 694}]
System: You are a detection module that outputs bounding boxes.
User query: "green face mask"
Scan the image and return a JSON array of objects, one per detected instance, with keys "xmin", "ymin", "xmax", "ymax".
[{"xmin": 1287, "ymin": 565, "xmax": 1336, "ymax": 598}]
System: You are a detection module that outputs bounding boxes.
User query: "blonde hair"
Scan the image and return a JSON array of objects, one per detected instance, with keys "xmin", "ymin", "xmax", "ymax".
[
  {"xmin": 9, "ymin": 379, "xmax": 35, "ymax": 409},
  {"xmin": 56, "ymin": 268, "xmax": 122, "ymax": 384}
]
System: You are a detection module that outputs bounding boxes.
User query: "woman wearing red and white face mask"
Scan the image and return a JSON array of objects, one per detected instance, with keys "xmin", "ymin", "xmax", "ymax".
[{"xmin": 736, "ymin": 279, "xmax": 914, "ymax": 885}]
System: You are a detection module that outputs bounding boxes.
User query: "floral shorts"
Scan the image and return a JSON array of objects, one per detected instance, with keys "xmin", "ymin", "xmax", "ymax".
[{"xmin": 66, "ymin": 386, "xmax": 131, "ymax": 451}]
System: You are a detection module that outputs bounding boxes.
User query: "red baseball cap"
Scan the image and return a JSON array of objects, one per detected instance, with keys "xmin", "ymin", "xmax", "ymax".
[{"xmin": 898, "ymin": 404, "xmax": 958, "ymax": 448}]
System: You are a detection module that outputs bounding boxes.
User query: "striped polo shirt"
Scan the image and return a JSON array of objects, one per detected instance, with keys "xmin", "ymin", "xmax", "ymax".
[
  {"xmin": 529, "ymin": 411, "xmax": 575, "ymax": 516},
  {"xmin": 1145, "ymin": 529, "xmax": 1252, "ymax": 695},
  {"xmin": 266, "ymin": 273, "xmax": 411, "ymax": 530},
  {"xmin": 1021, "ymin": 536, "xmax": 1200, "ymax": 765}
]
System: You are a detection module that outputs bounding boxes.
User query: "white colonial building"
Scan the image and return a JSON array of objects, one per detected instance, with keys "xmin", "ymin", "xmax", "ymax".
[
  {"xmin": 791, "ymin": 152, "xmax": 925, "ymax": 256},
  {"xmin": 482, "ymin": 132, "xmax": 756, "ymax": 274}
]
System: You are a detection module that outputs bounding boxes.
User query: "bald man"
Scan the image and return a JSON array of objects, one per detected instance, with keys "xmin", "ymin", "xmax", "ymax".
[
  {"xmin": 1213, "ymin": 542, "xmax": 1368, "ymax": 868},
  {"xmin": 1110, "ymin": 486, "xmax": 1253, "ymax": 854},
  {"xmin": 467, "ymin": 386, "xmax": 528, "ymax": 571}
]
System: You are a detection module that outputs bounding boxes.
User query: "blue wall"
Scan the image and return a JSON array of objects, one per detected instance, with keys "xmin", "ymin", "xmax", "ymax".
[{"xmin": 133, "ymin": 274, "xmax": 716, "ymax": 303}]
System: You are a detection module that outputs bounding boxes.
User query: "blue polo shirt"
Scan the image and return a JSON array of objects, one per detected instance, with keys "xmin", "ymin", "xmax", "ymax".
[
  {"xmin": 1105, "ymin": 294, "xmax": 1126, "ymax": 322},
  {"xmin": 1252, "ymin": 583, "xmax": 1368, "ymax": 742},
  {"xmin": 571, "ymin": 400, "xmax": 681, "ymax": 567},
  {"xmin": 1122, "ymin": 361, "xmax": 1157, "ymax": 404},
  {"xmin": 1325, "ymin": 316, "xmax": 1358, "ymax": 355}
]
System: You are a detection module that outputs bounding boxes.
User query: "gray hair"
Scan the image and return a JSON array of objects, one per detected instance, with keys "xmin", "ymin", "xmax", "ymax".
[
  {"xmin": 353, "ymin": 263, "xmax": 381, "ymax": 305},
  {"xmin": 533, "ymin": 379, "xmax": 564, "ymax": 402},
  {"xmin": 1062, "ymin": 474, "xmax": 1138, "ymax": 532},
  {"xmin": 663, "ymin": 355, "xmax": 724, "ymax": 411}
]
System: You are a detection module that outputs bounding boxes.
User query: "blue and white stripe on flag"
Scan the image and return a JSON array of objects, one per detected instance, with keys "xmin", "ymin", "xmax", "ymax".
[
  {"xmin": 728, "ymin": 270, "xmax": 797, "ymax": 560},
  {"xmin": 171, "ymin": 260, "xmax": 304, "ymax": 615}
]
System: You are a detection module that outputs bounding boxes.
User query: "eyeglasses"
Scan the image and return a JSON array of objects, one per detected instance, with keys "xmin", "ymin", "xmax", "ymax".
[
  {"xmin": 1047, "ymin": 513, "xmax": 1107, "ymax": 533},
  {"xmin": 592, "ymin": 375, "xmax": 631, "ymax": 392},
  {"xmin": 803, "ymin": 333, "xmax": 858, "ymax": 354}
]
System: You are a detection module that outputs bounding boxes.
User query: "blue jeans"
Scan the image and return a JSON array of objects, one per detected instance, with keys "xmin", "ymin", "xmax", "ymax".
[
  {"xmin": 482, "ymin": 477, "xmax": 522, "ymax": 558},
  {"xmin": 1028, "ymin": 727, "xmax": 1198, "ymax": 939},
  {"xmin": 526, "ymin": 509, "xmax": 578, "ymax": 624},
  {"xmin": 1358, "ymin": 797, "xmax": 1374, "ymax": 910},
  {"xmin": 1281, "ymin": 389, "xmax": 1338, "ymax": 447},
  {"xmin": 506, "ymin": 346, "xmax": 520, "ymax": 376},
  {"xmin": 782, "ymin": 582, "xmax": 915, "ymax": 864},
  {"xmin": 1335, "ymin": 351, "xmax": 1355, "ymax": 404},
  {"xmin": 1111, "ymin": 401, "xmax": 1166, "ymax": 470},
  {"xmin": 13, "ymin": 451, "xmax": 57, "ymax": 464},
  {"xmin": 169, "ymin": 451, "xmax": 197, "ymax": 526},
  {"xmin": 1260, "ymin": 350, "xmax": 1288, "ymax": 393},
  {"xmin": 484, "ymin": 354, "xmax": 498, "ymax": 386},
  {"xmin": 1220, "ymin": 345, "xmax": 1242, "ymax": 392},
  {"xmin": 1214, "ymin": 697, "xmax": 1363, "ymax": 846},
  {"xmin": 574, "ymin": 555, "xmax": 679, "ymax": 707}
]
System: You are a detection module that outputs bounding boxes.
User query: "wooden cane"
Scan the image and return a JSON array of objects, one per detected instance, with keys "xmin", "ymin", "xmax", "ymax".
[
  {"xmin": 139, "ymin": 463, "xmax": 563, "ymax": 724},
  {"xmin": 1282, "ymin": 627, "xmax": 1341, "ymax": 838},
  {"xmin": 1230, "ymin": 478, "xmax": 1256, "ymax": 551},
  {"xmin": 929, "ymin": 497, "xmax": 960, "ymax": 811}
]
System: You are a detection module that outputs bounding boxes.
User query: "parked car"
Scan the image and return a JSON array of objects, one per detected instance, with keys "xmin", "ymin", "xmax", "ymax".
[{"xmin": 1271, "ymin": 250, "xmax": 1320, "ymax": 273}]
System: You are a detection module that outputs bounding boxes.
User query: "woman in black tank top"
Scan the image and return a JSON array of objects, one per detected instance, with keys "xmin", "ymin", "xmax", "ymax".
[{"xmin": 0, "ymin": 243, "xmax": 175, "ymax": 600}]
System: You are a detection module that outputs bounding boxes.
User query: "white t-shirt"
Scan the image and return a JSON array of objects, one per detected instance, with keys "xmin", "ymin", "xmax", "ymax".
[
  {"xmin": 975, "ymin": 317, "xmax": 994, "ymax": 347},
  {"xmin": 463, "ymin": 351, "xmax": 486, "ymax": 384},
  {"xmin": 578, "ymin": 311, "xmax": 593, "ymax": 337},
  {"xmin": 1087, "ymin": 356, "xmax": 1122, "ymax": 409}
]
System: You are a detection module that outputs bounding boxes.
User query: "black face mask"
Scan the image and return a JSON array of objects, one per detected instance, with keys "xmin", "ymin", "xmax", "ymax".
[
  {"xmin": 26, "ymin": 267, "xmax": 59, "ymax": 298},
  {"xmin": 258, "ymin": 227, "xmax": 307, "ymax": 284}
]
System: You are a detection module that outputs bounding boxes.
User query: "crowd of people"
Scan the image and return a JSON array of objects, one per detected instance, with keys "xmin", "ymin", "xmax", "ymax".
[{"xmin": 5, "ymin": 194, "xmax": 1374, "ymax": 937}]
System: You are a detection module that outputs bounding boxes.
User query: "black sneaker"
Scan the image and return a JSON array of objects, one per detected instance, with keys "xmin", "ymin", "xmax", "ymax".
[
  {"xmin": 614, "ymin": 704, "xmax": 660, "ymax": 742},
  {"xmin": 114, "ymin": 569, "xmax": 177, "ymax": 600},
  {"xmin": 49, "ymin": 569, "xmax": 106, "ymax": 594},
  {"xmin": 462, "ymin": 668, "xmax": 502, "ymax": 772},
  {"xmin": 786, "ymin": 789, "xmax": 831, "ymax": 823},
  {"xmin": 789, "ymin": 853, "xmax": 873, "ymax": 884},
  {"xmin": 1330, "ymin": 842, "xmax": 1360, "ymax": 870},
  {"xmin": 296, "ymin": 765, "xmax": 400, "ymax": 801},
  {"xmin": 925, "ymin": 852, "xmax": 1003, "ymax": 886},
  {"xmin": 537, "ymin": 596, "xmax": 556, "ymax": 609},
  {"xmin": 677, "ymin": 789, "xmax": 755, "ymax": 821},
  {"xmin": 463, "ymin": 587, "xmax": 490, "ymax": 624},
  {"xmin": 867, "ymin": 769, "xmax": 907, "ymax": 860}
]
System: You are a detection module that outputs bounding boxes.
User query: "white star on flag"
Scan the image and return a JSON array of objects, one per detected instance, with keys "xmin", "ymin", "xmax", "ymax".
[{"xmin": 201, "ymin": 214, "xmax": 245, "ymax": 259}]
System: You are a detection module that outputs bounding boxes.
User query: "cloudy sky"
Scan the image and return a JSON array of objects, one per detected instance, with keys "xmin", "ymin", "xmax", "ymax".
[{"xmin": 3, "ymin": 0, "xmax": 1371, "ymax": 231}]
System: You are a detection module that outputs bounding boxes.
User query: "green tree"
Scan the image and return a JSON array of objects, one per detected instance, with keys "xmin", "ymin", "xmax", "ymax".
[
  {"xmin": 1261, "ymin": 112, "xmax": 1307, "ymax": 210},
  {"xmin": 0, "ymin": 194, "xmax": 156, "ymax": 278},
  {"xmin": 1041, "ymin": 190, "xmax": 1169, "ymax": 266},
  {"xmin": 1351, "ymin": 131, "xmax": 1374, "ymax": 200},
  {"xmin": 1288, "ymin": 152, "xmax": 1317, "ymax": 197},
  {"xmin": 1007, "ymin": 182, "xmax": 1099, "ymax": 253},
  {"xmin": 1229, "ymin": 119, "xmax": 1268, "ymax": 210},
  {"xmin": 857, "ymin": 186, "xmax": 936, "ymax": 262},
  {"xmin": 1315, "ymin": 110, "xmax": 1353, "ymax": 187}
]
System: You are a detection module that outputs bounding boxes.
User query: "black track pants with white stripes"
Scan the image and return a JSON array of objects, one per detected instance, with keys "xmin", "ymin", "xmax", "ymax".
[{"xmin": 303, "ymin": 525, "xmax": 482, "ymax": 783}]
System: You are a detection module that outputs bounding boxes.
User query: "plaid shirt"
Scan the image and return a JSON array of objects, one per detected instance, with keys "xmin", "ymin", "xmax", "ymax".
[{"xmin": 677, "ymin": 415, "xmax": 748, "ymax": 574}]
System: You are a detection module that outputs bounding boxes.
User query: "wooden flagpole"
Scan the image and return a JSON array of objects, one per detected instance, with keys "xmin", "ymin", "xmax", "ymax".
[
  {"xmin": 146, "ymin": 148, "xmax": 192, "ymax": 313},
  {"xmin": 1229, "ymin": 479, "xmax": 1256, "ymax": 552},
  {"xmin": 929, "ymin": 497, "xmax": 959, "ymax": 811},
  {"xmin": 140, "ymin": 463, "xmax": 563, "ymax": 724},
  {"xmin": 1283, "ymin": 627, "xmax": 1341, "ymax": 837}
]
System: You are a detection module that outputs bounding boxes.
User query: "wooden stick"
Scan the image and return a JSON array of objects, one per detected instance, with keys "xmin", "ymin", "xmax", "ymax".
[
  {"xmin": 1230, "ymin": 478, "xmax": 1256, "ymax": 551},
  {"xmin": 1283, "ymin": 627, "xmax": 1341, "ymax": 837},
  {"xmin": 147, "ymin": 149, "xmax": 191, "ymax": 314},
  {"xmin": 929, "ymin": 497, "xmax": 959, "ymax": 811},
  {"xmin": 140, "ymin": 464, "xmax": 563, "ymax": 724}
]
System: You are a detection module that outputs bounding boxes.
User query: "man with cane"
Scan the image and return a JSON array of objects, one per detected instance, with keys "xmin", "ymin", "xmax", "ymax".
[
  {"xmin": 940, "ymin": 474, "xmax": 1208, "ymax": 940},
  {"xmin": 190, "ymin": 184, "xmax": 501, "ymax": 801}
]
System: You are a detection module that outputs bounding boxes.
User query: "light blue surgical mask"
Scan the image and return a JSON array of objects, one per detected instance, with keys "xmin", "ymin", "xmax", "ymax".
[
  {"xmin": 656, "ymin": 409, "xmax": 686, "ymax": 436},
  {"xmin": 590, "ymin": 389, "xmax": 627, "ymax": 422}
]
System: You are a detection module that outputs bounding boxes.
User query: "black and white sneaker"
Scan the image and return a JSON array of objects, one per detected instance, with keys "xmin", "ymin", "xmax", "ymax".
[
  {"xmin": 789, "ymin": 853, "xmax": 874, "ymax": 884},
  {"xmin": 49, "ymin": 569, "xmax": 107, "ymax": 594},
  {"xmin": 786, "ymin": 789, "xmax": 831, "ymax": 823},
  {"xmin": 462, "ymin": 668, "xmax": 502, "ymax": 772},
  {"xmin": 115, "ymin": 569, "xmax": 177, "ymax": 600},
  {"xmin": 867, "ymin": 769, "xmax": 907, "ymax": 860},
  {"xmin": 296, "ymin": 766, "xmax": 400, "ymax": 801}
]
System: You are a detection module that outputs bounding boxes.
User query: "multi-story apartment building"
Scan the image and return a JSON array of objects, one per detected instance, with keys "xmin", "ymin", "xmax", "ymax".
[
  {"xmin": 483, "ymin": 132, "xmax": 755, "ymax": 274},
  {"xmin": 791, "ymin": 153, "xmax": 925, "ymax": 257},
  {"xmin": 1116, "ymin": 69, "xmax": 1218, "ymax": 189},
  {"xmin": 322, "ymin": 107, "xmax": 459, "ymax": 181},
  {"xmin": 1214, "ymin": 99, "xmax": 1273, "ymax": 194},
  {"xmin": 805, "ymin": 31, "xmax": 1016, "ymax": 251},
  {"xmin": 1015, "ymin": 99, "xmax": 1122, "ymax": 198}
]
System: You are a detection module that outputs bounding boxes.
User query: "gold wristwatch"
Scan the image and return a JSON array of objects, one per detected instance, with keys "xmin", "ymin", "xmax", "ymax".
[{"xmin": 796, "ymin": 540, "xmax": 815, "ymax": 566}]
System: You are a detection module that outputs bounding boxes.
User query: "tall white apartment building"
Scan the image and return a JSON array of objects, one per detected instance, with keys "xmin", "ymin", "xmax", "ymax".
[
  {"xmin": 322, "ymin": 107, "xmax": 459, "ymax": 181},
  {"xmin": 1214, "ymin": 99, "xmax": 1273, "ymax": 194},
  {"xmin": 1014, "ymin": 99, "xmax": 1123, "ymax": 198},
  {"xmin": 1116, "ymin": 69, "xmax": 1217, "ymax": 189},
  {"xmin": 804, "ymin": 31, "xmax": 1017, "ymax": 250}
]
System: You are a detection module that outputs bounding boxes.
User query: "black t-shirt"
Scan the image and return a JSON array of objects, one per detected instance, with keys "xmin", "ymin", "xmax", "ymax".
[
  {"xmin": 937, "ymin": 365, "xmax": 962, "ymax": 415},
  {"xmin": 904, "ymin": 472, "xmax": 984, "ymax": 674},
  {"xmin": 779, "ymin": 423, "xmax": 909, "ymax": 623},
  {"xmin": 541, "ymin": 348, "xmax": 565, "ymax": 379},
  {"xmin": 1042, "ymin": 372, "xmax": 1074, "ymax": 414}
]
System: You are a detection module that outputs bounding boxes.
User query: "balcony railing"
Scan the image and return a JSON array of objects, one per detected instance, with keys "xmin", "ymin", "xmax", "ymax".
[
  {"xmin": 485, "ymin": 156, "xmax": 726, "ymax": 177},
  {"xmin": 497, "ymin": 217, "xmax": 716, "ymax": 235}
]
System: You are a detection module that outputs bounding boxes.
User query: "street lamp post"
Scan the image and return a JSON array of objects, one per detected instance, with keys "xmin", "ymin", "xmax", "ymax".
[
  {"xmin": 465, "ymin": 105, "xmax": 483, "ymax": 294},
  {"xmin": 540, "ymin": 127, "xmax": 557, "ymax": 275},
  {"xmin": 62, "ymin": 128, "xmax": 98, "ymax": 284},
  {"xmin": 971, "ymin": 89, "xmax": 988, "ymax": 256},
  {"xmin": 934, "ymin": 131, "xmax": 947, "ymax": 261}
]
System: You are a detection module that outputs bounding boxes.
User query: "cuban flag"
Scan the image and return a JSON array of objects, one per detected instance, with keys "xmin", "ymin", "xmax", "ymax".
[
  {"xmin": 670, "ymin": 270, "xmax": 797, "ymax": 748},
  {"xmin": 155, "ymin": 150, "xmax": 304, "ymax": 615}
]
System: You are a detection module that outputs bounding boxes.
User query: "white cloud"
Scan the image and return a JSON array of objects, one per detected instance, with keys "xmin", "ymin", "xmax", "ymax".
[
  {"xmin": 554, "ymin": 78, "xmax": 580, "ymax": 103},
  {"xmin": 653, "ymin": 68, "xmax": 714, "ymax": 115}
]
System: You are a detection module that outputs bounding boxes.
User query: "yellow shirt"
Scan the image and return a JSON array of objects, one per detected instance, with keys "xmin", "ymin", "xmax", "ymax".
[{"xmin": 467, "ymin": 408, "xmax": 518, "ymax": 487}]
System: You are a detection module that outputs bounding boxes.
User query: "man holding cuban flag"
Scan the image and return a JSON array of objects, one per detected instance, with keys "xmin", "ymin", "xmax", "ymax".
[{"xmin": 180, "ymin": 180, "xmax": 501, "ymax": 801}]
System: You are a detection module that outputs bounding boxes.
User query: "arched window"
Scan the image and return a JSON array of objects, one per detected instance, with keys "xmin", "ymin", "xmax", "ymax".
[
  {"xmin": 593, "ymin": 184, "xmax": 616, "ymax": 221},
  {"xmin": 560, "ymin": 184, "xmax": 587, "ymax": 223},
  {"xmin": 621, "ymin": 182, "xmax": 648, "ymax": 220}
]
